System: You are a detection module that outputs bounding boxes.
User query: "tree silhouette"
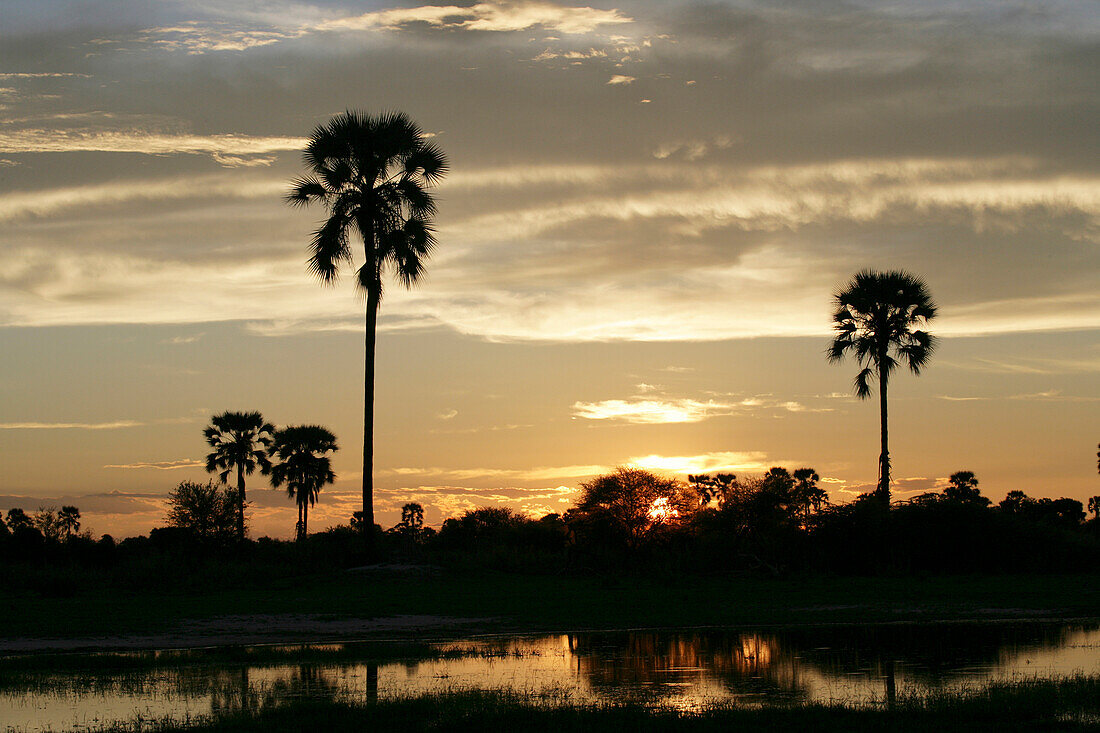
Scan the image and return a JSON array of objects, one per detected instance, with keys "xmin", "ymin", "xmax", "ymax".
[
  {"xmin": 204, "ymin": 411, "xmax": 274, "ymax": 542},
  {"xmin": 943, "ymin": 471, "xmax": 990, "ymax": 506},
  {"xmin": 570, "ymin": 467, "xmax": 697, "ymax": 549},
  {"xmin": 287, "ymin": 111, "xmax": 447, "ymax": 556},
  {"xmin": 688, "ymin": 473, "xmax": 737, "ymax": 506},
  {"xmin": 32, "ymin": 508, "xmax": 64, "ymax": 542},
  {"xmin": 1088, "ymin": 496, "xmax": 1100, "ymax": 520},
  {"xmin": 57, "ymin": 505, "xmax": 81, "ymax": 540},
  {"xmin": 5, "ymin": 508, "xmax": 32, "ymax": 533},
  {"xmin": 792, "ymin": 468, "xmax": 828, "ymax": 521},
  {"xmin": 165, "ymin": 480, "xmax": 239, "ymax": 542},
  {"xmin": 400, "ymin": 502, "xmax": 425, "ymax": 537},
  {"xmin": 270, "ymin": 425, "xmax": 339, "ymax": 541},
  {"xmin": 828, "ymin": 270, "xmax": 937, "ymax": 506}
]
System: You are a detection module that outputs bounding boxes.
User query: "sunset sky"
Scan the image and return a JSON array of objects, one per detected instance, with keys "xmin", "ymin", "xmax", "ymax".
[{"xmin": 1, "ymin": 0, "xmax": 1097, "ymax": 539}]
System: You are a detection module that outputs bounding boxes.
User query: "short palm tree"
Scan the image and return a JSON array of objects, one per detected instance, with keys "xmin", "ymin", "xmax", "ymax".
[
  {"xmin": 204, "ymin": 411, "xmax": 274, "ymax": 541},
  {"xmin": 57, "ymin": 505, "xmax": 81, "ymax": 540},
  {"xmin": 286, "ymin": 110, "xmax": 446, "ymax": 555},
  {"xmin": 270, "ymin": 425, "xmax": 338, "ymax": 540},
  {"xmin": 827, "ymin": 270, "xmax": 936, "ymax": 506}
]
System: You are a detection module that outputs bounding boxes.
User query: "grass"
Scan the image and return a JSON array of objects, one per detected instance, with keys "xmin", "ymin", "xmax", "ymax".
[
  {"xmin": 3, "ymin": 567, "xmax": 1099, "ymax": 644},
  {"xmin": 50, "ymin": 676, "xmax": 1100, "ymax": 732}
]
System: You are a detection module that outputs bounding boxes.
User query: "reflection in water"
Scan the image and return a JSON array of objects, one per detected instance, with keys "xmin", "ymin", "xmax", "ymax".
[{"xmin": 2, "ymin": 623, "xmax": 1097, "ymax": 732}]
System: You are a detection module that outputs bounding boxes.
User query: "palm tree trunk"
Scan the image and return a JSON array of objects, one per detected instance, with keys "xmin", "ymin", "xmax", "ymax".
[
  {"xmin": 296, "ymin": 502, "xmax": 303, "ymax": 541},
  {"xmin": 303, "ymin": 501, "xmax": 309, "ymax": 539},
  {"xmin": 878, "ymin": 364, "xmax": 890, "ymax": 506},
  {"xmin": 237, "ymin": 464, "xmax": 246, "ymax": 542},
  {"xmin": 363, "ymin": 286, "xmax": 379, "ymax": 558}
]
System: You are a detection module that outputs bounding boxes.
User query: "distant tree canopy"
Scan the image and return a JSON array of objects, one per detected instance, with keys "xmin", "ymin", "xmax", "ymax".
[
  {"xmin": 164, "ymin": 480, "xmax": 239, "ymax": 543},
  {"xmin": 942, "ymin": 471, "xmax": 991, "ymax": 507},
  {"xmin": 568, "ymin": 467, "xmax": 699, "ymax": 550},
  {"xmin": 997, "ymin": 490, "xmax": 1085, "ymax": 528}
]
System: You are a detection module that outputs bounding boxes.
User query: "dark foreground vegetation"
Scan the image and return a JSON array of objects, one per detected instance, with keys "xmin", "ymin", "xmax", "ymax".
[
  {"xmin": 3, "ymin": 467, "xmax": 1098, "ymax": 642},
  {"xmin": 56, "ymin": 677, "xmax": 1100, "ymax": 733},
  {"xmin": 4, "ymin": 466, "xmax": 1098, "ymax": 585}
]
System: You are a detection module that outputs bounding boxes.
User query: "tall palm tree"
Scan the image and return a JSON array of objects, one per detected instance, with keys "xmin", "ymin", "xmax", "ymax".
[
  {"xmin": 204, "ymin": 411, "xmax": 274, "ymax": 542},
  {"xmin": 827, "ymin": 270, "xmax": 936, "ymax": 506},
  {"xmin": 270, "ymin": 425, "xmax": 338, "ymax": 540},
  {"xmin": 286, "ymin": 110, "xmax": 447, "ymax": 554}
]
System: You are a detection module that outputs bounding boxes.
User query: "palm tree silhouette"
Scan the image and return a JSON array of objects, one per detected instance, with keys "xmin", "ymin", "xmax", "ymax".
[
  {"xmin": 57, "ymin": 505, "xmax": 81, "ymax": 540},
  {"xmin": 792, "ymin": 468, "xmax": 826, "ymax": 521},
  {"xmin": 287, "ymin": 110, "xmax": 446, "ymax": 555},
  {"xmin": 204, "ymin": 411, "xmax": 275, "ymax": 542},
  {"xmin": 270, "ymin": 425, "xmax": 339, "ymax": 540},
  {"xmin": 827, "ymin": 270, "xmax": 936, "ymax": 506}
]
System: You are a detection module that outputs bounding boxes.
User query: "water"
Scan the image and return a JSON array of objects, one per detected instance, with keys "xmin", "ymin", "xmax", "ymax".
[{"xmin": 2, "ymin": 622, "xmax": 1098, "ymax": 731}]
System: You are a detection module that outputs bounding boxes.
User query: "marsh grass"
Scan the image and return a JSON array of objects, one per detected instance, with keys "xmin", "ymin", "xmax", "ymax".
[{"xmin": 44, "ymin": 676, "xmax": 1100, "ymax": 732}]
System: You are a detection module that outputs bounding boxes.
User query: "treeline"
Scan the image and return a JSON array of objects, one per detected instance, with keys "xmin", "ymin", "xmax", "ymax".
[{"xmin": 4, "ymin": 468, "xmax": 1098, "ymax": 589}]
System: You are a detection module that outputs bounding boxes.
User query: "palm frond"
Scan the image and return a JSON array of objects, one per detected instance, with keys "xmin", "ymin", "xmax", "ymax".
[
  {"xmin": 285, "ymin": 177, "xmax": 327, "ymax": 208},
  {"xmin": 307, "ymin": 215, "xmax": 352, "ymax": 285},
  {"xmin": 854, "ymin": 367, "xmax": 875, "ymax": 399}
]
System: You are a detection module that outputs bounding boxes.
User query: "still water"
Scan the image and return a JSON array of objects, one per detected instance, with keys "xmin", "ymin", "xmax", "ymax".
[{"xmin": 3, "ymin": 622, "xmax": 1098, "ymax": 731}]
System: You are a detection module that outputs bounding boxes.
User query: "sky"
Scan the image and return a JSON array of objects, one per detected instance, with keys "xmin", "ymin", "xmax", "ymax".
[{"xmin": 0, "ymin": 0, "xmax": 1097, "ymax": 539}]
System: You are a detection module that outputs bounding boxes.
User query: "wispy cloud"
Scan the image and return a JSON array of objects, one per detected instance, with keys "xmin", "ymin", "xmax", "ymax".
[
  {"xmin": 0, "ymin": 420, "xmax": 142, "ymax": 430},
  {"xmin": 316, "ymin": 1, "xmax": 632, "ymax": 35},
  {"xmin": 573, "ymin": 398, "xmax": 731, "ymax": 423},
  {"xmin": 573, "ymin": 393, "xmax": 825, "ymax": 424},
  {"xmin": 607, "ymin": 74, "xmax": 635, "ymax": 85},
  {"xmin": 384, "ymin": 463, "xmax": 607, "ymax": 481},
  {"xmin": 0, "ymin": 73, "xmax": 91, "ymax": 79},
  {"xmin": 938, "ymin": 390, "xmax": 1100, "ymax": 403},
  {"xmin": 0, "ymin": 129, "xmax": 306, "ymax": 159},
  {"xmin": 0, "ymin": 174, "xmax": 283, "ymax": 222},
  {"xmin": 134, "ymin": 1, "xmax": 634, "ymax": 55},
  {"xmin": 103, "ymin": 459, "xmax": 204, "ymax": 470},
  {"xmin": 162, "ymin": 333, "xmax": 205, "ymax": 345},
  {"xmin": 630, "ymin": 452, "xmax": 779, "ymax": 475}
]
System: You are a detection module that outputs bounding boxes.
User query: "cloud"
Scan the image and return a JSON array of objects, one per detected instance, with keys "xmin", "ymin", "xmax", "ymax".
[
  {"xmin": 630, "ymin": 452, "xmax": 779, "ymax": 475},
  {"xmin": 138, "ymin": 22, "xmax": 299, "ymax": 53},
  {"xmin": 438, "ymin": 409, "xmax": 459, "ymax": 420},
  {"xmin": 573, "ymin": 393, "xmax": 826, "ymax": 424},
  {"xmin": 0, "ymin": 173, "xmax": 283, "ymax": 222},
  {"xmin": 132, "ymin": 1, "xmax": 634, "ymax": 55},
  {"xmin": 2, "ymin": 154, "xmax": 1097, "ymax": 341},
  {"xmin": 0, "ymin": 420, "xmax": 142, "ymax": 430},
  {"xmin": 0, "ymin": 73, "xmax": 91, "ymax": 79},
  {"xmin": 384, "ymin": 463, "xmax": 607, "ymax": 482},
  {"xmin": 103, "ymin": 459, "xmax": 204, "ymax": 470},
  {"xmin": 573, "ymin": 398, "xmax": 735, "ymax": 423},
  {"xmin": 162, "ymin": 333, "xmax": 205, "ymax": 345},
  {"xmin": 607, "ymin": 74, "xmax": 635, "ymax": 85},
  {"xmin": 0, "ymin": 129, "xmax": 306, "ymax": 158},
  {"xmin": 317, "ymin": 1, "xmax": 633, "ymax": 36}
]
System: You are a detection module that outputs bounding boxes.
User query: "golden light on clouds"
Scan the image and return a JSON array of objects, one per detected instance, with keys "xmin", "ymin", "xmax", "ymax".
[{"xmin": 1, "ymin": 0, "xmax": 1097, "ymax": 533}]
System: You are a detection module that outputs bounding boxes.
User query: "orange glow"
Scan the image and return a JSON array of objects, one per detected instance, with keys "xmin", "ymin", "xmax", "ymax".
[{"xmin": 648, "ymin": 496, "xmax": 678, "ymax": 523}]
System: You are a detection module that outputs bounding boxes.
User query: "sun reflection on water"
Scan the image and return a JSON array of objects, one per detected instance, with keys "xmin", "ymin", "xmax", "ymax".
[{"xmin": 1, "ymin": 625, "xmax": 1097, "ymax": 732}]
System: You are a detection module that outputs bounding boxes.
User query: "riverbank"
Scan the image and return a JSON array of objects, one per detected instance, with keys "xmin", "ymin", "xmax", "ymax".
[{"xmin": 3, "ymin": 569, "xmax": 1097, "ymax": 653}]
